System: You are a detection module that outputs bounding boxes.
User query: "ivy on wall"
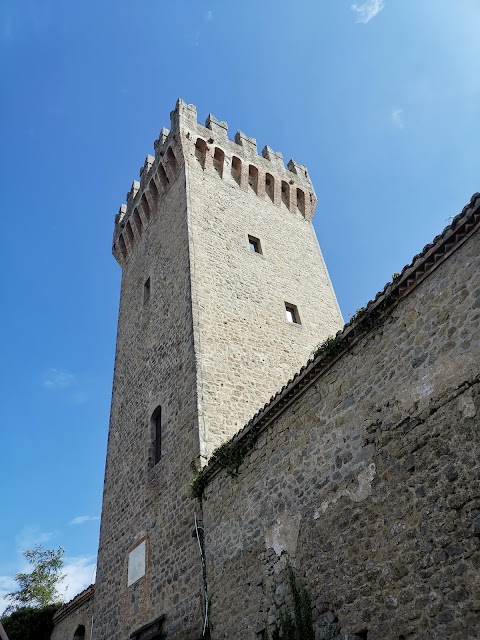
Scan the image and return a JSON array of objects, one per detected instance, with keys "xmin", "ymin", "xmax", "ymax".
[
  {"xmin": 269, "ymin": 565, "xmax": 314, "ymax": 640},
  {"xmin": 191, "ymin": 424, "xmax": 261, "ymax": 499}
]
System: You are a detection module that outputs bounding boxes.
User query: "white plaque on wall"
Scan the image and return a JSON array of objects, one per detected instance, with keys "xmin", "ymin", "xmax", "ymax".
[{"xmin": 127, "ymin": 541, "xmax": 146, "ymax": 586}]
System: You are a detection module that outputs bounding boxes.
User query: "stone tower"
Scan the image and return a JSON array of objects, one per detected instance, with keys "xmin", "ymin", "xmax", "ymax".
[{"xmin": 92, "ymin": 99, "xmax": 343, "ymax": 639}]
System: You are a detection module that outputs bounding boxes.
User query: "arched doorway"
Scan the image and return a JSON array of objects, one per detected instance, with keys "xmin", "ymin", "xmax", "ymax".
[{"xmin": 73, "ymin": 625, "xmax": 86, "ymax": 639}]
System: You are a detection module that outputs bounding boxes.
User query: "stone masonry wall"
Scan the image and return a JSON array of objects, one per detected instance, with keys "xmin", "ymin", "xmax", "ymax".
[
  {"xmin": 180, "ymin": 105, "xmax": 343, "ymax": 458},
  {"xmin": 93, "ymin": 139, "xmax": 204, "ymax": 639},
  {"xmin": 51, "ymin": 587, "xmax": 93, "ymax": 640},
  {"xmin": 202, "ymin": 223, "xmax": 480, "ymax": 639}
]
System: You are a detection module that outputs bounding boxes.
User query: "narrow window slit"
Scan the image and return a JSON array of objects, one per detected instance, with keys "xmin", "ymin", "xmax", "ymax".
[
  {"xmin": 281, "ymin": 181, "xmax": 290, "ymax": 209},
  {"xmin": 248, "ymin": 165, "xmax": 258, "ymax": 194},
  {"xmin": 265, "ymin": 173, "xmax": 274, "ymax": 202},
  {"xmin": 213, "ymin": 148, "xmax": 225, "ymax": 177},
  {"xmin": 144, "ymin": 277, "xmax": 151, "ymax": 303},
  {"xmin": 152, "ymin": 407, "xmax": 162, "ymax": 465},
  {"xmin": 195, "ymin": 138, "xmax": 207, "ymax": 168},
  {"xmin": 231, "ymin": 156, "xmax": 242, "ymax": 185},
  {"xmin": 297, "ymin": 188, "xmax": 306, "ymax": 216}
]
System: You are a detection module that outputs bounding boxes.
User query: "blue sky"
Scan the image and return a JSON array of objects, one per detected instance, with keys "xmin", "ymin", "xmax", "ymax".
[{"xmin": 1, "ymin": 0, "xmax": 479, "ymax": 612}]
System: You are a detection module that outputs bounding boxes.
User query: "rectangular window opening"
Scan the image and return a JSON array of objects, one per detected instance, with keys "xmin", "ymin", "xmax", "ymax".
[
  {"xmin": 144, "ymin": 277, "xmax": 151, "ymax": 303},
  {"xmin": 248, "ymin": 235, "xmax": 262, "ymax": 254},
  {"xmin": 285, "ymin": 302, "xmax": 300, "ymax": 325}
]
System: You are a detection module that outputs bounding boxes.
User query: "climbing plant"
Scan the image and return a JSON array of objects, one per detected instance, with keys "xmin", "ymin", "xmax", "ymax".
[
  {"xmin": 313, "ymin": 287, "xmax": 400, "ymax": 361},
  {"xmin": 270, "ymin": 565, "xmax": 314, "ymax": 640},
  {"xmin": 191, "ymin": 424, "xmax": 261, "ymax": 500}
]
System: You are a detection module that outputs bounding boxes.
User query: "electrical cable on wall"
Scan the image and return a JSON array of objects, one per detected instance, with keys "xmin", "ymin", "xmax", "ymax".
[{"xmin": 194, "ymin": 513, "xmax": 209, "ymax": 636}]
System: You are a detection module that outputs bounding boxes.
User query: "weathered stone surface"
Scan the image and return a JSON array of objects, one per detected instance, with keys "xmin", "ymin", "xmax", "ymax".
[{"xmin": 202, "ymin": 225, "xmax": 480, "ymax": 638}]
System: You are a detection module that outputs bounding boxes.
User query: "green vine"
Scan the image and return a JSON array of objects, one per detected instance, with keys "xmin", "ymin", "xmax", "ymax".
[
  {"xmin": 312, "ymin": 334, "xmax": 342, "ymax": 359},
  {"xmin": 191, "ymin": 461, "xmax": 208, "ymax": 500},
  {"xmin": 349, "ymin": 306, "xmax": 366, "ymax": 321},
  {"xmin": 313, "ymin": 288, "xmax": 400, "ymax": 361},
  {"xmin": 270, "ymin": 565, "xmax": 314, "ymax": 640},
  {"xmin": 353, "ymin": 290, "xmax": 399, "ymax": 334},
  {"xmin": 191, "ymin": 425, "xmax": 260, "ymax": 500}
]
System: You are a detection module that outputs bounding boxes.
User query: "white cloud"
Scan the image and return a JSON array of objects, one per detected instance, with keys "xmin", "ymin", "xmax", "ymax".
[
  {"xmin": 351, "ymin": 0, "xmax": 385, "ymax": 24},
  {"xmin": 391, "ymin": 107, "xmax": 405, "ymax": 129},
  {"xmin": 204, "ymin": 10, "xmax": 213, "ymax": 22},
  {"xmin": 70, "ymin": 515, "xmax": 100, "ymax": 526},
  {"xmin": 61, "ymin": 556, "xmax": 96, "ymax": 604},
  {"xmin": 43, "ymin": 368, "xmax": 75, "ymax": 390}
]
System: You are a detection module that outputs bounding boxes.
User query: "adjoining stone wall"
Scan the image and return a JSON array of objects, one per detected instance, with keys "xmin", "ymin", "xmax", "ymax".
[
  {"xmin": 202, "ymin": 225, "xmax": 480, "ymax": 639},
  {"xmin": 51, "ymin": 586, "xmax": 94, "ymax": 640}
]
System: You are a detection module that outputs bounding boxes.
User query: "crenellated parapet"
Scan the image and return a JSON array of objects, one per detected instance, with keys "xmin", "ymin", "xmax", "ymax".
[
  {"xmin": 112, "ymin": 118, "xmax": 182, "ymax": 266},
  {"xmin": 179, "ymin": 100, "xmax": 316, "ymax": 218},
  {"xmin": 112, "ymin": 98, "xmax": 318, "ymax": 267}
]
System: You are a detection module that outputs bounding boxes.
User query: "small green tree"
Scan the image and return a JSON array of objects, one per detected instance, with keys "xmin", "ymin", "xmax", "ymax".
[
  {"xmin": 1, "ymin": 605, "xmax": 60, "ymax": 640},
  {"xmin": 5, "ymin": 546, "xmax": 65, "ymax": 611}
]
